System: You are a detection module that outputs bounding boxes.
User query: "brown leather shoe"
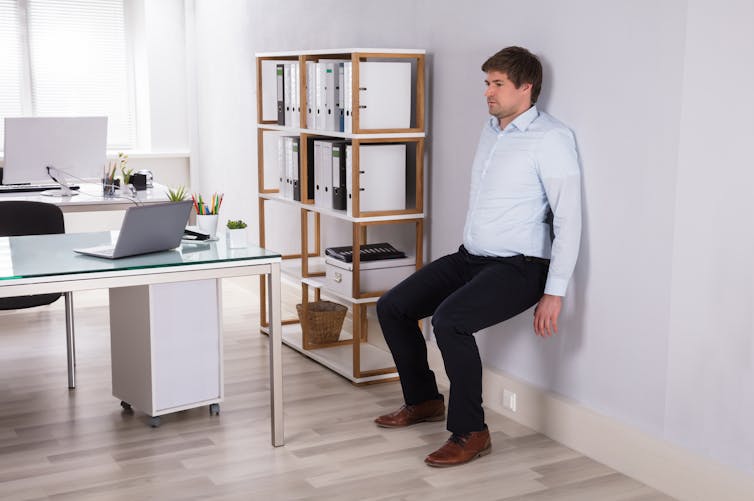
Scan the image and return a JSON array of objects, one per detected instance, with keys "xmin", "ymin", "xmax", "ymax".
[
  {"xmin": 424, "ymin": 427, "xmax": 491, "ymax": 467},
  {"xmin": 374, "ymin": 399, "xmax": 445, "ymax": 428}
]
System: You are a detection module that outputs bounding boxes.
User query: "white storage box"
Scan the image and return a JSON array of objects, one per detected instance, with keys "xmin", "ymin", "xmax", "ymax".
[{"xmin": 325, "ymin": 256, "xmax": 416, "ymax": 297}]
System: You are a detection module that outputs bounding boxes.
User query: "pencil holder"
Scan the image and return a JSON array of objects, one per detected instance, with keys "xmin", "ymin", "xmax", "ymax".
[
  {"xmin": 102, "ymin": 178, "xmax": 119, "ymax": 197},
  {"xmin": 196, "ymin": 214, "xmax": 219, "ymax": 238}
]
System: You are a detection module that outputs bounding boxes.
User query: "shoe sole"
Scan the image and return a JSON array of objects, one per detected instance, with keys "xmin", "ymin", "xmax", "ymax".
[
  {"xmin": 375, "ymin": 414, "xmax": 446, "ymax": 428},
  {"xmin": 424, "ymin": 443, "xmax": 492, "ymax": 468}
]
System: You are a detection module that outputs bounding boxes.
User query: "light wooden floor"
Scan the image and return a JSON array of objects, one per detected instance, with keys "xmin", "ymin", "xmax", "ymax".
[{"xmin": 0, "ymin": 278, "xmax": 675, "ymax": 500}]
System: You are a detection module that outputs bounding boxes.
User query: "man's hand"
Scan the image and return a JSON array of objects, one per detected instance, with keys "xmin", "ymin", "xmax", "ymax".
[{"xmin": 533, "ymin": 294, "xmax": 562, "ymax": 337}]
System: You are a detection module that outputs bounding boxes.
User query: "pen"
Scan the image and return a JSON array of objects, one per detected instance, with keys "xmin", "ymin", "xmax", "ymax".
[{"xmin": 191, "ymin": 194, "xmax": 199, "ymax": 215}]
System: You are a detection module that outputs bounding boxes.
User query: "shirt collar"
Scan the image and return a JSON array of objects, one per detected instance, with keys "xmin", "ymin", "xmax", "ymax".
[{"xmin": 488, "ymin": 105, "xmax": 539, "ymax": 133}]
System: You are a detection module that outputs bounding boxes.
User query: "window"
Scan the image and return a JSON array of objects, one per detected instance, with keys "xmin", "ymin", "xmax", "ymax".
[
  {"xmin": 0, "ymin": 1, "xmax": 24, "ymax": 121},
  {"xmin": 0, "ymin": 0, "xmax": 134, "ymax": 150}
]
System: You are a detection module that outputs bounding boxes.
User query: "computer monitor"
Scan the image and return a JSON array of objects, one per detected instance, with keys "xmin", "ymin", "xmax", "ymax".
[{"xmin": 2, "ymin": 116, "xmax": 107, "ymax": 196}]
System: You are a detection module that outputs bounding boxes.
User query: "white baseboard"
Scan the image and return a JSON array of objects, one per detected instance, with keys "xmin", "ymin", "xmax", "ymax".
[{"xmin": 426, "ymin": 341, "xmax": 754, "ymax": 501}]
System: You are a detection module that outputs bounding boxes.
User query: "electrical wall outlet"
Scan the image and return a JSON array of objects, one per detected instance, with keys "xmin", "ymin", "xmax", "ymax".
[{"xmin": 503, "ymin": 389, "xmax": 517, "ymax": 412}]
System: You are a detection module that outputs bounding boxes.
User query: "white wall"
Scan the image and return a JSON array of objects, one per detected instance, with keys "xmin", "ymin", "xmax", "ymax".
[
  {"xmin": 666, "ymin": 0, "xmax": 754, "ymax": 470},
  {"xmin": 142, "ymin": 0, "xmax": 190, "ymax": 152},
  {"xmin": 188, "ymin": 0, "xmax": 754, "ymax": 481},
  {"xmin": 133, "ymin": 0, "xmax": 190, "ymax": 193},
  {"xmin": 189, "ymin": 0, "xmax": 257, "ymax": 230}
]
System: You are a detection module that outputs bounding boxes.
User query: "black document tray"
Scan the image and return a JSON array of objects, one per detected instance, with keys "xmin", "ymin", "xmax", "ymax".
[{"xmin": 325, "ymin": 242, "xmax": 406, "ymax": 263}]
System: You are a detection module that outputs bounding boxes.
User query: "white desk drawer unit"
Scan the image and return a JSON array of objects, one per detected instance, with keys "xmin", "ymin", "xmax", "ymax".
[
  {"xmin": 109, "ymin": 279, "xmax": 222, "ymax": 427},
  {"xmin": 324, "ymin": 256, "xmax": 415, "ymax": 297}
]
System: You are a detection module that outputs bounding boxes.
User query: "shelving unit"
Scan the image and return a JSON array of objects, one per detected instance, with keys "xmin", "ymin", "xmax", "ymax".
[{"xmin": 255, "ymin": 48, "xmax": 426, "ymax": 384}]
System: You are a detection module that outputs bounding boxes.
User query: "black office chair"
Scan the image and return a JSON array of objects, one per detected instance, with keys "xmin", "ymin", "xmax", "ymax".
[{"xmin": 0, "ymin": 201, "xmax": 77, "ymax": 389}]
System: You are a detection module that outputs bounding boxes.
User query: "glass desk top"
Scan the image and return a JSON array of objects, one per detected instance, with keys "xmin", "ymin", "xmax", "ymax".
[{"xmin": 0, "ymin": 231, "xmax": 281, "ymax": 281}]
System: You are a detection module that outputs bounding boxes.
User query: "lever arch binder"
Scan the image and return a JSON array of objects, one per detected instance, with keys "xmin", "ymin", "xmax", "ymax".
[
  {"xmin": 314, "ymin": 139, "xmax": 346, "ymax": 209},
  {"xmin": 284, "ymin": 64, "xmax": 292, "ymax": 126},
  {"xmin": 343, "ymin": 62, "xmax": 353, "ymax": 133},
  {"xmin": 337, "ymin": 61, "xmax": 346, "ymax": 132},
  {"xmin": 276, "ymin": 63, "xmax": 285, "ymax": 125},
  {"xmin": 290, "ymin": 137, "xmax": 301, "ymax": 201},
  {"xmin": 332, "ymin": 141, "xmax": 348, "ymax": 210},
  {"xmin": 359, "ymin": 143, "xmax": 407, "ymax": 212},
  {"xmin": 306, "ymin": 61, "xmax": 316, "ymax": 129},
  {"xmin": 291, "ymin": 63, "xmax": 300, "ymax": 127},
  {"xmin": 324, "ymin": 62, "xmax": 336, "ymax": 131},
  {"xmin": 359, "ymin": 62, "xmax": 411, "ymax": 129}
]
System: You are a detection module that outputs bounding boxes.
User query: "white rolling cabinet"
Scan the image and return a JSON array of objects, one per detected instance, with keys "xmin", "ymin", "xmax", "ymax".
[{"xmin": 109, "ymin": 279, "xmax": 222, "ymax": 427}]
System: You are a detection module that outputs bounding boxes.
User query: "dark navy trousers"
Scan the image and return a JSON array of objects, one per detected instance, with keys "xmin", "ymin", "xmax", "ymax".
[{"xmin": 376, "ymin": 245, "xmax": 548, "ymax": 434}]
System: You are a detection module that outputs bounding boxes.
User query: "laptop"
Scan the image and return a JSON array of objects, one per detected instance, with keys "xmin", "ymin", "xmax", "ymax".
[{"xmin": 74, "ymin": 201, "xmax": 193, "ymax": 259}]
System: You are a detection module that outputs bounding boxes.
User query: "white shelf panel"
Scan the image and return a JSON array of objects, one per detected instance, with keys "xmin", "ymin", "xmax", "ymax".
[
  {"xmin": 281, "ymin": 256, "xmax": 325, "ymax": 281},
  {"xmin": 257, "ymin": 123, "xmax": 425, "ymax": 140},
  {"xmin": 301, "ymin": 276, "xmax": 379, "ymax": 305},
  {"xmin": 259, "ymin": 193, "xmax": 424, "ymax": 223},
  {"xmin": 263, "ymin": 324, "xmax": 397, "ymax": 384},
  {"xmin": 256, "ymin": 48, "xmax": 425, "ymax": 57}
]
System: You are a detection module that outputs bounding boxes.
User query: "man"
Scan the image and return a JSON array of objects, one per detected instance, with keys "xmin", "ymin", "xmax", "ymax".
[{"xmin": 375, "ymin": 46, "xmax": 581, "ymax": 467}]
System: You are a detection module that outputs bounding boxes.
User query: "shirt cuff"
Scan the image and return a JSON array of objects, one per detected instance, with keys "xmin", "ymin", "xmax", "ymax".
[{"xmin": 544, "ymin": 276, "xmax": 568, "ymax": 297}]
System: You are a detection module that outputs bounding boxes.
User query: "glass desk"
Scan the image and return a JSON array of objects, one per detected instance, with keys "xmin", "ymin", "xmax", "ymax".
[{"xmin": 0, "ymin": 232, "xmax": 285, "ymax": 446}]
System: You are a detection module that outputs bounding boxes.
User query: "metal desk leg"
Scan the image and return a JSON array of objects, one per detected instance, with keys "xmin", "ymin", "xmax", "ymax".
[
  {"xmin": 64, "ymin": 292, "xmax": 76, "ymax": 389},
  {"xmin": 267, "ymin": 263, "xmax": 284, "ymax": 446}
]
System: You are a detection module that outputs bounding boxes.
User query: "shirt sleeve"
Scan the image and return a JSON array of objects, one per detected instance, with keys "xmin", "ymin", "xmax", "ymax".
[{"xmin": 536, "ymin": 127, "xmax": 582, "ymax": 296}]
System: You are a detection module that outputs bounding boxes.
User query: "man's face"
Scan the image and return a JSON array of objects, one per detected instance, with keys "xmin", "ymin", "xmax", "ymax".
[{"xmin": 484, "ymin": 71, "xmax": 532, "ymax": 125}]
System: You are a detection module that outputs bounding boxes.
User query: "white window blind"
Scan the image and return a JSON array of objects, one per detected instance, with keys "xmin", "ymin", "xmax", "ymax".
[
  {"xmin": 0, "ymin": 0, "xmax": 24, "ymax": 132},
  {"xmin": 1, "ymin": 0, "xmax": 134, "ymax": 150}
]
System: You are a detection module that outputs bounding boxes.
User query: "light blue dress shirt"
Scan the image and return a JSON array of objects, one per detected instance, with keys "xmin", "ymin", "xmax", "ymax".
[{"xmin": 462, "ymin": 106, "xmax": 581, "ymax": 296}]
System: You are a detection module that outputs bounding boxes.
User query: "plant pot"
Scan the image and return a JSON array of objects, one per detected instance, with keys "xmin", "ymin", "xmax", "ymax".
[{"xmin": 226, "ymin": 228, "xmax": 247, "ymax": 248}]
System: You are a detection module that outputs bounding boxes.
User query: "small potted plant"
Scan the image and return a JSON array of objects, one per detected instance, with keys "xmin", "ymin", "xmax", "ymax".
[
  {"xmin": 226, "ymin": 219, "xmax": 248, "ymax": 248},
  {"xmin": 118, "ymin": 152, "xmax": 133, "ymax": 185},
  {"xmin": 166, "ymin": 185, "xmax": 188, "ymax": 201}
]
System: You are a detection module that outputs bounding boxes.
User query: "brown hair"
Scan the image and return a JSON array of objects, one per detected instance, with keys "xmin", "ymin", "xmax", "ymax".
[{"xmin": 481, "ymin": 46, "xmax": 542, "ymax": 104}]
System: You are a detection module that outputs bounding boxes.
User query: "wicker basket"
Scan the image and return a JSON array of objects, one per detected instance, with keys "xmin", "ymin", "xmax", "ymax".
[{"xmin": 296, "ymin": 301, "xmax": 347, "ymax": 345}]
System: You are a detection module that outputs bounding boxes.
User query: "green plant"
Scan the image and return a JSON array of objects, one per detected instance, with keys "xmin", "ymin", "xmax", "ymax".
[
  {"xmin": 166, "ymin": 185, "xmax": 188, "ymax": 201},
  {"xmin": 226, "ymin": 219, "xmax": 247, "ymax": 230},
  {"xmin": 118, "ymin": 152, "xmax": 133, "ymax": 184},
  {"xmin": 121, "ymin": 167, "xmax": 134, "ymax": 184}
]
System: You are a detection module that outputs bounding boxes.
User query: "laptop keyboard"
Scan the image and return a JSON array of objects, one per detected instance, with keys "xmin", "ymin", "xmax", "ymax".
[{"xmin": 0, "ymin": 184, "xmax": 80, "ymax": 193}]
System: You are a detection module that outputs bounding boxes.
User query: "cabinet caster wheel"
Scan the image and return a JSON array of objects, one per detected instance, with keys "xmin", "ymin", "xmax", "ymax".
[
  {"xmin": 209, "ymin": 403, "xmax": 220, "ymax": 416},
  {"xmin": 120, "ymin": 401, "xmax": 132, "ymax": 411},
  {"xmin": 150, "ymin": 416, "xmax": 161, "ymax": 428}
]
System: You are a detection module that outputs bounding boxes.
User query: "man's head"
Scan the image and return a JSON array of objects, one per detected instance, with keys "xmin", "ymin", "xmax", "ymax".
[{"xmin": 482, "ymin": 46, "xmax": 542, "ymax": 105}]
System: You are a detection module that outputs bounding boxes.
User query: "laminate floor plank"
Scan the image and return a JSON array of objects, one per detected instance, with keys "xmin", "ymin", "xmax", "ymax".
[
  {"xmin": 0, "ymin": 280, "xmax": 674, "ymax": 500},
  {"xmin": 532, "ymin": 455, "xmax": 617, "ymax": 488}
]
